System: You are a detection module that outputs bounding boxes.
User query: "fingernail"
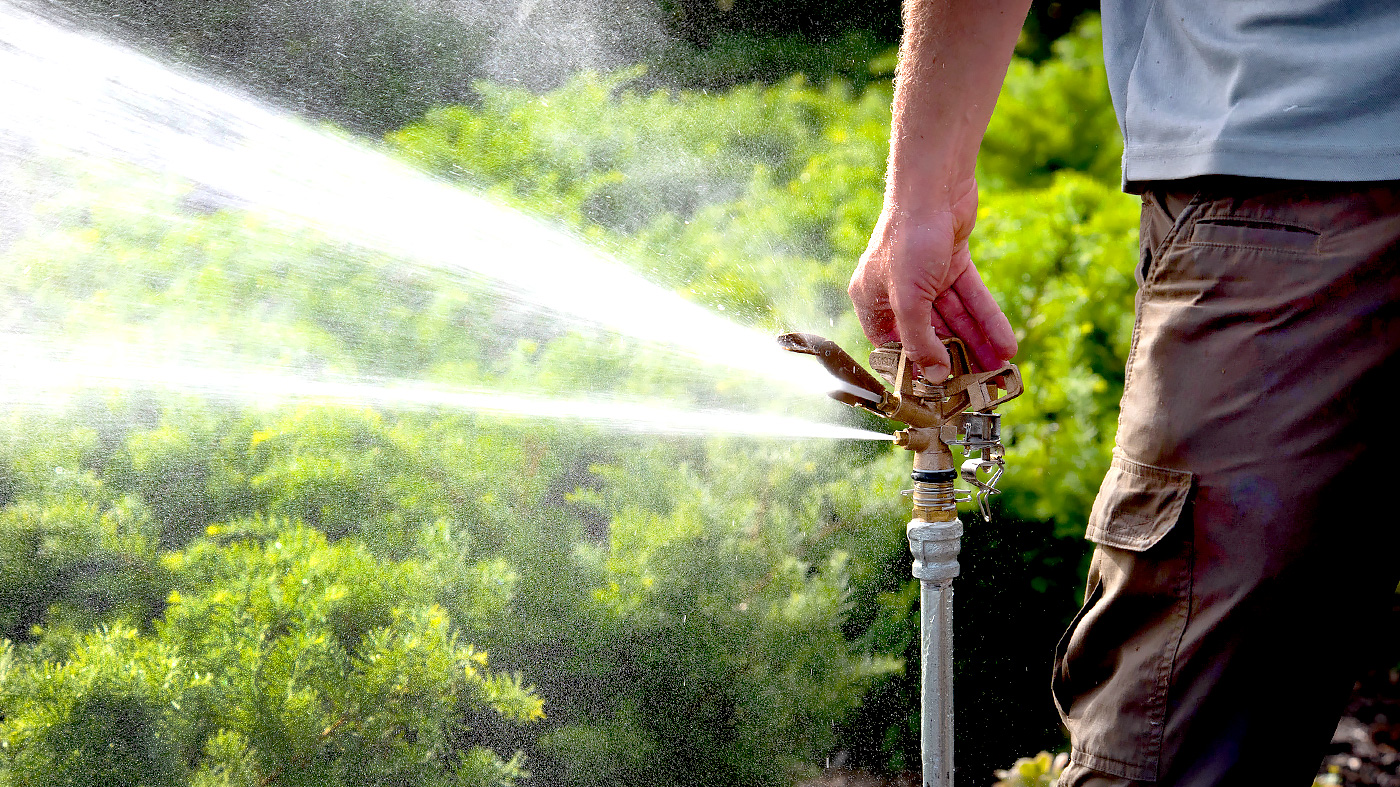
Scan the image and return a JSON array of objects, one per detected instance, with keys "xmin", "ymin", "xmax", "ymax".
[{"xmin": 927, "ymin": 363, "xmax": 949, "ymax": 380}]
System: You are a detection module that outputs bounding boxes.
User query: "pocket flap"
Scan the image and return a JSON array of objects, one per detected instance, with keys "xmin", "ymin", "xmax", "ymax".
[{"xmin": 1085, "ymin": 456, "xmax": 1194, "ymax": 552}]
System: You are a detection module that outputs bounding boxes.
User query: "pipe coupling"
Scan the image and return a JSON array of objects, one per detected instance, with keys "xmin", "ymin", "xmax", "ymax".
[{"xmin": 907, "ymin": 519, "xmax": 963, "ymax": 582}]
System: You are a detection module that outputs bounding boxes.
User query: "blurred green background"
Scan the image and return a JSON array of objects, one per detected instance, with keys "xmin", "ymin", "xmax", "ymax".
[{"xmin": 0, "ymin": 2, "xmax": 1149, "ymax": 786}]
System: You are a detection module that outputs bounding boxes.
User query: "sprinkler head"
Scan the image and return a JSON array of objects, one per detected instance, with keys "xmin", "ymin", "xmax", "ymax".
[{"xmin": 778, "ymin": 333, "xmax": 1024, "ymax": 521}]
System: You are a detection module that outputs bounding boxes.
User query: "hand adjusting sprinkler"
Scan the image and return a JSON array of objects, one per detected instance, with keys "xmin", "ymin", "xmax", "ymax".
[{"xmin": 778, "ymin": 333, "xmax": 1024, "ymax": 787}]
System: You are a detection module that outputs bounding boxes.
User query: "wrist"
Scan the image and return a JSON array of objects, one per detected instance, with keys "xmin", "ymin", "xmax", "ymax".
[
  {"xmin": 881, "ymin": 169, "xmax": 978, "ymax": 223},
  {"xmin": 883, "ymin": 130, "xmax": 978, "ymax": 210}
]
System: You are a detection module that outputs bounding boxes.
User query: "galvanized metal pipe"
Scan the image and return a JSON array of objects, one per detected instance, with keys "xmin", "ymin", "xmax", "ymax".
[
  {"xmin": 908, "ymin": 478, "xmax": 961, "ymax": 787},
  {"xmin": 919, "ymin": 579, "xmax": 956, "ymax": 787}
]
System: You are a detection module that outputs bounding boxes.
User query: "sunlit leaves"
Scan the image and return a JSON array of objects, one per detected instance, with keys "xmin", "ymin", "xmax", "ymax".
[
  {"xmin": 973, "ymin": 174, "xmax": 1138, "ymax": 532},
  {"xmin": 387, "ymin": 15, "xmax": 1133, "ymax": 535},
  {"xmin": 2, "ymin": 525, "xmax": 540, "ymax": 787}
]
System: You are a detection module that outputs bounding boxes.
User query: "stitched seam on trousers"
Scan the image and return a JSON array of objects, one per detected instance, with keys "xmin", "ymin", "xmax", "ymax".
[
  {"xmin": 1193, "ymin": 216, "xmax": 1324, "ymax": 235},
  {"xmin": 1068, "ymin": 747, "xmax": 1155, "ymax": 782},
  {"xmin": 1145, "ymin": 191, "xmax": 1206, "ymax": 291},
  {"xmin": 1110, "ymin": 451, "xmax": 1193, "ymax": 485},
  {"xmin": 1051, "ymin": 576, "xmax": 1104, "ymax": 724},
  {"xmin": 1147, "ymin": 519, "xmax": 1196, "ymax": 781},
  {"xmin": 1186, "ymin": 240, "xmax": 1320, "ymax": 256},
  {"xmin": 1121, "ymin": 191, "xmax": 1204, "ymax": 412}
]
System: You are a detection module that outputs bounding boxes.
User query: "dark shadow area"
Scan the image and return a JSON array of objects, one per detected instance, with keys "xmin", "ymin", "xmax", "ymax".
[{"xmin": 838, "ymin": 508, "xmax": 1090, "ymax": 784}]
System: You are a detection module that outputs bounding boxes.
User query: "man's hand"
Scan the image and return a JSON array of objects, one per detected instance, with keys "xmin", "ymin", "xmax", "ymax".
[
  {"xmin": 849, "ymin": 0, "xmax": 1031, "ymax": 380},
  {"xmin": 849, "ymin": 176, "xmax": 1016, "ymax": 379}
]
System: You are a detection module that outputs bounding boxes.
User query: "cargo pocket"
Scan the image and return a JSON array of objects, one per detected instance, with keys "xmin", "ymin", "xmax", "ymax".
[
  {"xmin": 1052, "ymin": 454, "xmax": 1195, "ymax": 781},
  {"xmin": 1085, "ymin": 455, "xmax": 1193, "ymax": 551}
]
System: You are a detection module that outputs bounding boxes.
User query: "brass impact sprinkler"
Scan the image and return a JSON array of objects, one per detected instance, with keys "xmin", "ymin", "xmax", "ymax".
[{"xmin": 778, "ymin": 333, "xmax": 1023, "ymax": 787}]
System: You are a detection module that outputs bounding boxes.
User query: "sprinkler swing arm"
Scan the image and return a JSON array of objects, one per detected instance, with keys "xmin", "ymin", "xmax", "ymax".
[{"xmin": 778, "ymin": 332, "xmax": 1023, "ymax": 787}]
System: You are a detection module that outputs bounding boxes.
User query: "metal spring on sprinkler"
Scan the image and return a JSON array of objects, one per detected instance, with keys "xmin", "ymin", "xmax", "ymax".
[
  {"xmin": 911, "ymin": 480, "xmax": 957, "ymax": 515},
  {"xmin": 911, "ymin": 380, "xmax": 946, "ymax": 401}
]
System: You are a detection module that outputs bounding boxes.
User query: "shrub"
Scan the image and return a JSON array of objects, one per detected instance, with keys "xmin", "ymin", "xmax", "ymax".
[{"xmin": 1, "ymin": 525, "xmax": 541, "ymax": 787}]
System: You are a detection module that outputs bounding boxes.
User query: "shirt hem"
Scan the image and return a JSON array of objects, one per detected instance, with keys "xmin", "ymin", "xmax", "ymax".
[{"xmin": 1122, "ymin": 146, "xmax": 1400, "ymax": 190}]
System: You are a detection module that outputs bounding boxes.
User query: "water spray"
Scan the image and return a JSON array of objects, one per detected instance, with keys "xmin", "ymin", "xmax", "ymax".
[
  {"xmin": 778, "ymin": 332, "xmax": 1023, "ymax": 787},
  {"xmin": 0, "ymin": 0, "xmax": 838, "ymax": 401}
]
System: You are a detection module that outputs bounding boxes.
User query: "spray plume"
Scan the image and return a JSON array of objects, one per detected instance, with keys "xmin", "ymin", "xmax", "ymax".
[{"xmin": 0, "ymin": 0, "xmax": 838, "ymax": 400}]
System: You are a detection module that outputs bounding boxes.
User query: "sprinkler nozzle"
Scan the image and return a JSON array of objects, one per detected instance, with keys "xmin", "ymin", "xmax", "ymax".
[
  {"xmin": 777, "ymin": 332, "xmax": 889, "ymax": 413},
  {"xmin": 893, "ymin": 427, "xmax": 938, "ymax": 453},
  {"xmin": 780, "ymin": 335, "xmax": 1027, "ymax": 787}
]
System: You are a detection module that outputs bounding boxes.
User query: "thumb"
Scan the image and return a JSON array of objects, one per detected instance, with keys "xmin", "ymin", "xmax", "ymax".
[{"xmin": 898, "ymin": 312, "xmax": 951, "ymax": 381}]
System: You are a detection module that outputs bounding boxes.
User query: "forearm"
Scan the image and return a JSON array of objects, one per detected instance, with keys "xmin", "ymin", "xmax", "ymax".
[
  {"xmin": 886, "ymin": 0, "xmax": 1031, "ymax": 212},
  {"xmin": 848, "ymin": 0, "xmax": 1025, "ymax": 374}
]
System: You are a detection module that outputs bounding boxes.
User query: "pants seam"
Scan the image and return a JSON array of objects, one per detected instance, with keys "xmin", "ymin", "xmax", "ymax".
[
  {"xmin": 1150, "ymin": 510, "xmax": 1197, "ymax": 781},
  {"xmin": 1120, "ymin": 191, "xmax": 1205, "ymax": 430}
]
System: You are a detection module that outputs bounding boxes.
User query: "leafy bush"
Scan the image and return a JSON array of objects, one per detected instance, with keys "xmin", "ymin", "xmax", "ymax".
[
  {"xmin": 2, "ymin": 14, "xmax": 1131, "ymax": 785},
  {"xmin": 383, "ymin": 16, "xmax": 1128, "ymax": 777},
  {"xmin": 1, "ymin": 524, "xmax": 541, "ymax": 786},
  {"xmin": 53, "ymin": 0, "xmax": 901, "ymax": 134},
  {"xmin": 979, "ymin": 19, "xmax": 1122, "ymax": 191},
  {"xmin": 387, "ymin": 15, "xmax": 1136, "ymax": 533},
  {"xmin": 60, "ymin": 0, "xmax": 492, "ymax": 132}
]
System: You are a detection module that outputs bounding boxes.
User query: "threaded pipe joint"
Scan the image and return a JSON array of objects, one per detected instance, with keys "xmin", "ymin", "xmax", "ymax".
[{"xmin": 908, "ymin": 481, "xmax": 962, "ymax": 582}]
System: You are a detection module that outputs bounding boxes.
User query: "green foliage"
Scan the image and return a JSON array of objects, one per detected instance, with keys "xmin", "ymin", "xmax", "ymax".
[
  {"xmin": 0, "ymin": 416, "xmax": 168, "ymax": 643},
  {"xmin": 50, "ymin": 0, "xmax": 1100, "ymax": 138},
  {"xmin": 54, "ymin": 0, "xmax": 901, "ymax": 134},
  {"xmin": 3, "ymin": 14, "xmax": 1130, "ymax": 785},
  {"xmin": 0, "ymin": 404, "xmax": 900, "ymax": 786},
  {"xmin": 384, "ymin": 16, "xmax": 1129, "ymax": 775},
  {"xmin": 980, "ymin": 18, "xmax": 1123, "ymax": 191},
  {"xmin": 511, "ymin": 442, "xmax": 903, "ymax": 787},
  {"xmin": 387, "ymin": 15, "xmax": 1134, "ymax": 532},
  {"xmin": 646, "ymin": 30, "xmax": 897, "ymax": 91},
  {"xmin": 1, "ymin": 195, "xmax": 501, "ymax": 382},
  {"xmin": 992, "ymin": 751, "xmax": 1351, "ymax": 787},
  {"xmin": 1315, "ymin": 769, "xmax": 1345, "ymax": 786},
  {"xmin": 1, "ymin": 526, "xmax": 540, "ymax": 787},
  {"xmin": 387, "ymin": 71, "xmax": 895, "ymax": 334},
  {"xmin": 976, "ymin": 175, "xmax": 1139, "ymax": 532},
  {"xmin": 62, "ymin": 0, "xmax": 490, "ymax": 133},
  {"xmin": 656, "ymin": 0, "xmax": 900, "ymax": 44},
  {"xmin": 387, "ymin": 72, "xmax": 846, "ymax": 236}
]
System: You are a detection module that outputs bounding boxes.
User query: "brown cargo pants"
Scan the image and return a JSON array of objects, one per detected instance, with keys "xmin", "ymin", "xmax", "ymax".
[{"xmin": 1053, "ymin": 178, "xmax": 1400, "ymax": 786}]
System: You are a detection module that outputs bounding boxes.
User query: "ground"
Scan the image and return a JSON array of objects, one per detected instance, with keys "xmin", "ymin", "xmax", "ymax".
[{"xmin": 1322, "ymin": 664, "xmax": 1400, "ymax": 787}]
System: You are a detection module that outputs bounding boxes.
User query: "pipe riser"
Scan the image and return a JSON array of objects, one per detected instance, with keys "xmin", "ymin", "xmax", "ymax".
[
  {"xmin": 920, "ymin": 580, "xmax": 955, "ymax": 787},
  {"xmin": 907, "ymin": 480, "xmax": 961, "ymax": 787}
]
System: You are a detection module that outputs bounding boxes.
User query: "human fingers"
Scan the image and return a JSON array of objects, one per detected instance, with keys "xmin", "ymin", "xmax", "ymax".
[
  {"xmin": 849, "ymin": 266, "xmax": 900, "ymax": 346},
  {"xmin": 930, "ymin": 308, "xmax": 953, "ymax": 340},
  {"xmin": 950, "ymin": 260, "xmax": 1017, "ymax": 364},
  {"xmin": 933, "ymin": 287, "xmax": 1001, "ymax": 372},
  {"xmin": 891, "ymin": 285, "xmax": 951, "ymax": 379}
]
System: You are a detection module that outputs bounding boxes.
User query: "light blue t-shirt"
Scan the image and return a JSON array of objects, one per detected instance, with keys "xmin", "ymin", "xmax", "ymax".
[{"xmin": 1102, "ymin": 1, "xmax": 1400, "ymax": 186}]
